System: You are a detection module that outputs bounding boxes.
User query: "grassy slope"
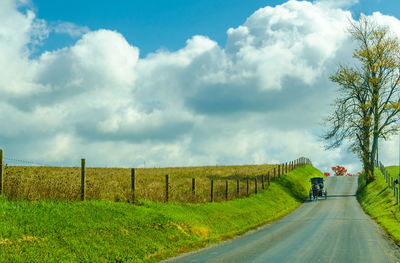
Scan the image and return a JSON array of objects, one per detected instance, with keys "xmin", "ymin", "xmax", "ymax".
[
  {"xmin": 0, "ymin": 165, "xmax": 321, "ymax": 262},
  {"xmin": 357, "ymin": 168, "xmax": 400, "ymax": 245},
  {"xmin": 385, "ymin": 166, "xmax": 400, "ymax": 181}
]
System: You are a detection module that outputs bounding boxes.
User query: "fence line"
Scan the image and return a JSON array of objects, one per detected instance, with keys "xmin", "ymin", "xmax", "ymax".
[
  {"xmin": 3, "ymin": 156, "xmax": 65, "ymax": 168},
  {"xmin": 375, "ymin": 160, "xmax": 399, "ymax": 207},
  {"xmin": 0, "ymin": 149, "xmax": 312, "ymax": 203},
  {"xmin": 0, "ymin": 149, "xmax": 3, "ymax": 195}
]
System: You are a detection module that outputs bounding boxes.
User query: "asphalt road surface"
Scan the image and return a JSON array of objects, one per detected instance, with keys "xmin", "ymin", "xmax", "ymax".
[{"xmin": 165, "ymin": 176, "xmax": 400, "ymax": 263}]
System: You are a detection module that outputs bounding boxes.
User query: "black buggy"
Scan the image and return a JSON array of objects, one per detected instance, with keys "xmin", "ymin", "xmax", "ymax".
[{"xmin": 309, "ymin": 177, "xmax": 327, "ymax": 200}]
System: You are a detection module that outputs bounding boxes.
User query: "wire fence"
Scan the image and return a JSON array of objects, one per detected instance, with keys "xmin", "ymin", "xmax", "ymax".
[
  {"xmin": 376, "ymin": 160, "xmax": 400, "ymax": 207},
  {"xmin": 0, "ymin": 149, "xmax": 312, "ymax": 203}
]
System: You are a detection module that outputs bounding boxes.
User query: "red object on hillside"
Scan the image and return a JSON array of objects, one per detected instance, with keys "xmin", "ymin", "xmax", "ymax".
[
  {"xmin": 331, "ymin": 165, "xmax": 347, "ymax": 176},
  {"xmin": 324, "ymin": 172, "xmax": 330, "ymax": 177}
]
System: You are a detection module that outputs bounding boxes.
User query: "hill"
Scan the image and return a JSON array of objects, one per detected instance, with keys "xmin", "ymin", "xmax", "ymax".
[
  {"xmin": 357, "ymin": 167, "xmax": 400, "ymax": 245},
  {"xmin": 0, "ymin": 165, "xmax": 321, "ymax": 262}
]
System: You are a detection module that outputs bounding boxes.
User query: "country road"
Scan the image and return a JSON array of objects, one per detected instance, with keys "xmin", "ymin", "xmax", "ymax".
[{"xmin": 165, "ymin": 176, "xmax": 400, "ymax": 263}]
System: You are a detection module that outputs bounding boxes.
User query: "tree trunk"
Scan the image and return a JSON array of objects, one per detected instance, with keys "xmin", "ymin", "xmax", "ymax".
[
  {"xmin": 370, "ymin": 131, "xmax": 379, "ymax": 182},
  {"xmin": 362, "ymin": 126, "xmax": 375, "ymax": 184}
]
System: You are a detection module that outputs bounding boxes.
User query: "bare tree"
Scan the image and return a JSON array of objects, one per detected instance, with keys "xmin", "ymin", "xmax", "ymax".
[{"xmin": 324, "ymin": 16, "xmax": 400, "ymax": 183}]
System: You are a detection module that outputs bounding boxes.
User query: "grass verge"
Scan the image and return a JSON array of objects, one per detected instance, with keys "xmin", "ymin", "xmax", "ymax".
[
  {"xmin": 0, "ymin": 165, "xmax": 321, "ymax": 262},
  {"xmin": 357, "ymin": 168, "xmax": 400, "ymax": 245}
]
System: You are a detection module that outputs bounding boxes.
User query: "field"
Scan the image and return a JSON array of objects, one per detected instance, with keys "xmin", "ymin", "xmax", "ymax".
[
  {"xmin": 2, "ymin": 162, "xmax": 299, "ymax": 202},
  {"xmin": 0, "ymin": 165, "xmax": 320, "ymax": 262}
]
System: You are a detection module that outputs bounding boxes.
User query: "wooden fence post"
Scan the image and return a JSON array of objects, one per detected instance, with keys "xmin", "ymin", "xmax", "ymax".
[
  {"xmin": 392, "ymin": 179, "xmax": 394, "ymax": 194},
  {"xmin": 0, "ymin": 149, "xmax": 3, "ymax": 195},
  {"xmin": 398, "ymin": 186, "xmax": 400, "ymax": 208},
  {"xmin": 81, "ymin": 158, "xmax": 86, "ymax": 201},
  {"xmin": 255, "ymin": 178, "xmax": 258, "ymax": 194},
  {"xmin": 274, "ymin": 168, "xmax": 276, "ymax": 181},
  {"xmin": 192, "ymin": 178, "xmax": 196, "ymax": 196},
  {"xmin": 262, "ymin": 175, "xmax": 265, "ymax": 190},
  {"xmin": 131, "ymin": 168, "xmax": 135, "ymax": 203},
  {"xmin": 278, "ymin": 165, "xmax": 281, "ymax": 178},
  {"xmin": 246, "ymin": 179, "xmax": 249, "ymax": 196},
  {"xmin": 237, "ymin": 179, "xmax": 240, "ymax": 197},
  {"xmin": 394, "ymin": 180, "xmax": 396, "ymax": 197},
  {"xmin": 165, "ymin": 174, "xmax": 169, "ymax": 202},
  {"xmin": 268, "ymin": 171, "xmax": 270, "ymax": 186},
  {"xmin": 210, "ymin": 180, "xmax": 214, "ymax": 202},
  {"xmin": 286, "ymin": 162, "xmax": 288, "ymax": 173},
  {"xmin": 225, "ymin": 180, "xmax": 229, "ymax": 200}
]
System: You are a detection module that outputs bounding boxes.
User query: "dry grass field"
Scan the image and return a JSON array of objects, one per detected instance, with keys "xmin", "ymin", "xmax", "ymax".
[{"xmin": 2, "ymin": 163, "xmax": 288, "ymax": 202}]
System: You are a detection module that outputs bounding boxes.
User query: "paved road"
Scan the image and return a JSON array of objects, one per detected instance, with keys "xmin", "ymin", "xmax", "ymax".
[{"xmin": 166, "ymin": 176, "xmax": 400, "ymax": 263}]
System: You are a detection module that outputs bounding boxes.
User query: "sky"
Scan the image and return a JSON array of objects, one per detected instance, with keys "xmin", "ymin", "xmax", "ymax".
[
  {"xmin": 1, "ymin": 0, "xmax": 400, "ymax": 173},
  {"xmin": 30, "ymin": 0, "xmax": 398, "ymax": 57}
]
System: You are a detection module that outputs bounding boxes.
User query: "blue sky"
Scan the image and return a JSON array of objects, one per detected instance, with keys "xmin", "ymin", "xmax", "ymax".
[
  {"xmin": 32, "ymin": 0, "xmax": 398, "ymax": 57},
  {"xmin": 32, "ymin": 0, "xmax": 279, "ymax": 56},
  {"xmin": 1, "ymin": 0, "xmax": 400, "ymax": 172}
]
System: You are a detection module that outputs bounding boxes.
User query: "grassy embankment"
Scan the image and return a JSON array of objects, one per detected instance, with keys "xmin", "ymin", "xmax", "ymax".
[
  {"xmin": 357, "ymin": 167, "xmax": 400, "ymax": 245},
  {"xmin": 0, "ymin": 165, "xmax": 321, "ymax": 262}
]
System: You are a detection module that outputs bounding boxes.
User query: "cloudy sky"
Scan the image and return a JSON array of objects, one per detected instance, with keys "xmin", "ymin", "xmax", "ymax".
[{"xmin": 1, "ymin": 0, "xmax": 399, "ymax": 173}]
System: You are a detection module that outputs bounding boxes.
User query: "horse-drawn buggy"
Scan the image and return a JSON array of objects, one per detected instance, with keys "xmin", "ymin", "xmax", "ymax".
[{"xmin": 309, "ymin": 177, "xmax": 327, "ymax": 200}]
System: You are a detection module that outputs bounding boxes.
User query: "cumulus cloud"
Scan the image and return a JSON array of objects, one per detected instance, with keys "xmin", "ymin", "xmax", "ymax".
[
  {"xmin": 0, "ymin": 0, "xmax": 399, "ymax": 173},
  {"xmin": 225, "ymin": 0, "xmax": 351, "ymax": 91},
  {"xmin": 314, "ymin": 0, "xmax": 359, "ymax": 9}
]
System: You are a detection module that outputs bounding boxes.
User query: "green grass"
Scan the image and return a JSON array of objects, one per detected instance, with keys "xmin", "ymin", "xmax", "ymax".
[
  {"xmin": 357, "ymin": 168, "xmax": 400, "ymax": 245},
  {"xmin": 385, "ymin": 166, "xmax": 400, "ymax": 180},
  {"xmin": 0, "ymin": 165, "xmax": 321, "ymax": 262}
]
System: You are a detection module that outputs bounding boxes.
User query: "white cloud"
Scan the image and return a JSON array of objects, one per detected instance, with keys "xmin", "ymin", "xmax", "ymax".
[
  {"xmin": 0, "ymin": 0, "xmax": 399, "ymax": 175},
  {"xmin": 225, "ymin": 0, "xmax": 352, "ymax": 91},
  {"xmin": 314, "ymin": 0, "xmax": 359, "ymax": 9},
  {"xmin": 51, "ymin": 21, "xmax": 89, "ymax": 38}
]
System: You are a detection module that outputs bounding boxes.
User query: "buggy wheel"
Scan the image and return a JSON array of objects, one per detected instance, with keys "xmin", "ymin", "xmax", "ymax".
[{"xmin": 309, "ymin": 191, "xmax": 312, "ymax": 200}]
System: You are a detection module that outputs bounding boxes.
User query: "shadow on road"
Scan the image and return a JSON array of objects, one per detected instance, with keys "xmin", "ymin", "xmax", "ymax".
[
  {"xmin": 304, "ymin": 194, "xmax": 356, "ymax": 202},
  {"xmin": 327, "ymin": 194, "xmax": 356, "ymax": 198},
  {"xmin": 304, "ymin": 198, "xmax": 328, "ymax": 203}
]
